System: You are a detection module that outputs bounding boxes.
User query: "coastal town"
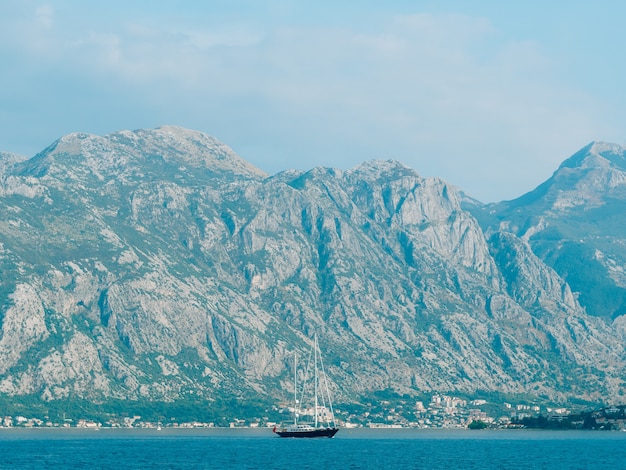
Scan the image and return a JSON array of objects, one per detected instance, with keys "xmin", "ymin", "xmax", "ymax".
[{"xmin": 2, "ymin": 394, "xmax": 623, "ymax": 431}]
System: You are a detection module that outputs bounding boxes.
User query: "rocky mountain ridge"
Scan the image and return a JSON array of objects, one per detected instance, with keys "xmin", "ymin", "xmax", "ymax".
[
  {"xmin": 473, "ymin": 141, "xmax": 626, "ymax": 320},
  {"xmin": 1, "ymin": 127, "xmax": 626, "ymax": 411}
]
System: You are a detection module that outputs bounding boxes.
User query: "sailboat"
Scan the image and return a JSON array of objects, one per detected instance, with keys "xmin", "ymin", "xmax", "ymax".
[{"xmin": 273, "ymin": 334, "xmax": 339, "ymax": 438}]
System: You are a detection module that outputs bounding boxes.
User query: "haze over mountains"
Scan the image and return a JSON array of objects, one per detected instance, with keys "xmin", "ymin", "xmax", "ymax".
[{"xmin": 1, "ymin": 126, "xmax": 626, "ymax": 412}]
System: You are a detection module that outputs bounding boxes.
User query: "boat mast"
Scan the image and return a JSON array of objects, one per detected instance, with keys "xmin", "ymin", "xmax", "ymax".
[
  {"xmin": 319, "ymin": 347, "xmax": 336, "ymax": 428},
  {"xmin": 314, "ymin": 334, "xmax": 319, "ymax": 428},
  {"xmin": 294, "ymin": 350, "xmax": 298, "ymax": 426}
]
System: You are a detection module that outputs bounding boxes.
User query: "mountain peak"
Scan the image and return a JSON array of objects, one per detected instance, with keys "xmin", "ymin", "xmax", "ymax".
[
  {"xmin": 559, "ymin": 141, "xmax": 626, "ymax": 171},
  {"xmin": 348, "ymin": 159, "xmax": 419, "ymax": 181},
  {"xmin": 588, "ymin": 141, "xmax": 625, "ymax": 155},
  {"xmin": 20, "ymin": 126, "xmax": 268, "ymax": 181},
  {"xmin": 110, "ymin": 126, "xmax": 268, "ymax": 178}
]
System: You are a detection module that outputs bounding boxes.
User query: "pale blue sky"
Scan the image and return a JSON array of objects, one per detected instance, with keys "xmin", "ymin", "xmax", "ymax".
[{"xmin": 1, "ymin": 1, "xmax": 624, "ymax": 201}]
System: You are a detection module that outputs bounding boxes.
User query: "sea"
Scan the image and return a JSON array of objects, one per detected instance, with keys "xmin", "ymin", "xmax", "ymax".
[{"xmin": 1, "ymin": 427, "xmax": 625, "ymax": 469}]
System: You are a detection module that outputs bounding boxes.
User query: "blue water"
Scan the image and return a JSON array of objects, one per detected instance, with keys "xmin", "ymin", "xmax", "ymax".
[{"xmin": 1, "ymin": 428, "xmax": 625, "ymax": 469}]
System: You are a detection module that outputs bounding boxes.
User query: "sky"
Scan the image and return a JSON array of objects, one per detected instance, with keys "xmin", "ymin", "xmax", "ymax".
[{"xmin": 0, "ymin": 1, "xmax": 624, "ymax": 202}]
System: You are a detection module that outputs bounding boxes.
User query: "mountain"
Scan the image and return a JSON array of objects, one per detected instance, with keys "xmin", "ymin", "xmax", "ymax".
[
  {"xmin": 473, "ymin": 142, "xmax": 626, "ymax": 320},
  {"xmin": 1, "ymin": 128, "xmax": 626, "ymax": 417}
]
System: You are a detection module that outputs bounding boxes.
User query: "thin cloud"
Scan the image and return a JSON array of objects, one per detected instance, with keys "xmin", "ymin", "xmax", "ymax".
[{"xmin": 35, "ymin": 4, "xmax": 54, "ymax": 29}]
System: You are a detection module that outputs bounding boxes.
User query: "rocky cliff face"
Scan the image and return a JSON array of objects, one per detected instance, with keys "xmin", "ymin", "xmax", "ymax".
[{"xmin": 1, "ymin": 128, "xmax": 625, "ymax": 407}]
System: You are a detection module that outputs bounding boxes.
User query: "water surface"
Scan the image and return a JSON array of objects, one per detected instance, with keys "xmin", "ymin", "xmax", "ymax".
[{"xmin": 1, "ymin": 428, "xmax": 624, "ymax": 469}]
